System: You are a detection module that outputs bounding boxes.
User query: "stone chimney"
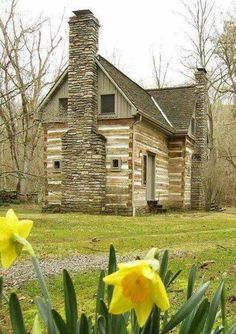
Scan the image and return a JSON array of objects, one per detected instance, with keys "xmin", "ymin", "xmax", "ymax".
[
  {"xmin": 61, "ymin": 10, "xmax": 106, "ymax": 213},
  {"xmin": 191, "ymin": 68, "xmax": 208, "ymax": 210}
]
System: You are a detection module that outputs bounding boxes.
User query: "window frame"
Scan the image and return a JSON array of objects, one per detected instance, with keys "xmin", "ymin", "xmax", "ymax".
[
  {"xmin": 110, "ymin": 157, "xmax": 121, "ymax": 171},
  {"xmin": 58, "ymin": 98, "xmax": 68, "ymax": 113},
  {"xmin": 100, "ymin": 94, "xmax": 115, "ymax": 115},
  {"xmin": 53, "ymin": 160, "xmax": 61, "ymax": 172},
  {"xmin": 142, "ymin": 154, "xmax": 147, "ymax": 187}
]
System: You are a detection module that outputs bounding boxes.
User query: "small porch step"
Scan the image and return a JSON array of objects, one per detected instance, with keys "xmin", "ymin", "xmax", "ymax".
[{"xmin": 147, "ymin": 200, "xmax": 167, "ymax": 214}]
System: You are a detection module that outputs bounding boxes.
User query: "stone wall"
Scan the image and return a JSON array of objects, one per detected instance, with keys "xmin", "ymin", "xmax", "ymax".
[
  {"xmin": 61, "ymin": 10, "xmax": 106, "ymax": 213},
  {"xmin": 191, "ymin": 69, "xmax": 208, "ymax": 209}
]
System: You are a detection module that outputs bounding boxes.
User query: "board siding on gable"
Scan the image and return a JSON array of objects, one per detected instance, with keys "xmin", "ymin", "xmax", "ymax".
[
  {"xmin": 42, "ymin": 78, "xmax": 68, "ymax": 123},
  {"xmin": 98, "ymin": 68, "xmax": 132, "ymax": 118}
]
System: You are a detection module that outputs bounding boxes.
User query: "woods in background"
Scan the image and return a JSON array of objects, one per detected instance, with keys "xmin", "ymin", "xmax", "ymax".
[
  {"xmin": 0, "ymin": 0, "xmax": 235, "ymax": 206},
  {"xmin": 0, "ymin": 0, "xmax": 64, "ymax": 198}
]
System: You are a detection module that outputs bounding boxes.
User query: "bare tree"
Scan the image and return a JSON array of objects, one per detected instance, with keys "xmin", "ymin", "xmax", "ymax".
[
  {"xmin": 181, "ymin": 0, "xmax": 216, "ymax": 72},
  {"xmin": 152, "ymin": 50, "xmax": 170, "ymax": 88},
  {"xmin": 0, "ymin": 0, "xmax": 65, "ymax": 194},
  {"xmin": 214, "ymin": 20, "xmax": 236, "ymax": 98}
]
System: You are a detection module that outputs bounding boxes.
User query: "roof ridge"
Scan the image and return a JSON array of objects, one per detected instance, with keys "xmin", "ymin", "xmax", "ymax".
[{"xmin": 146, "ymin": 85, "xmax": 195, "ymax": 91}]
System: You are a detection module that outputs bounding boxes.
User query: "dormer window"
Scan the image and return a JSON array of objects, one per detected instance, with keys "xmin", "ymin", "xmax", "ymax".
[
  {"xmin": 101, "ymin": 94, "xmax": 115, "ymax": 114},
  {"xmin": 191, "ymin": 117, "xmax": 196, "ymax": 135},
  {"xmin": 59, "ymin": 98, "xmax": 68, "ymax": 113}
]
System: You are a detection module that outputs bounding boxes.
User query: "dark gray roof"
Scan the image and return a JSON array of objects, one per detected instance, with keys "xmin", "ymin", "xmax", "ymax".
[
  {"xmin": 98, "ymin": 56, "xmax": 173, "ymax": 132},
  {"xmin": 147, "ymin": 86, "xmax": 196, "ymax": 131}
]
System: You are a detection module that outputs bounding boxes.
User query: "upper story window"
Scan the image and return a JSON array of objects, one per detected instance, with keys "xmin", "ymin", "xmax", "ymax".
[
  {"xmin": 59, "ymin": 98, "xmax": 68, "ymax": 113},
  {"xmin": 191, "ymin": 117, "xmax": 196, "ymax": 135},
  {"xmin": 101, "ymin": 94, "xmax": 115, "ymax": 114}
]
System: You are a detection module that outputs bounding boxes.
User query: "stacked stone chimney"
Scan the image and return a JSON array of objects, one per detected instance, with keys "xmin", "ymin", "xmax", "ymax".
[
  {"xmin": 191, "ymin": 68, "xmax": 208, "ymax": 210},
  {"xmin": 61, "ymin": 10, "xmax": 106, "ymax": 213}
]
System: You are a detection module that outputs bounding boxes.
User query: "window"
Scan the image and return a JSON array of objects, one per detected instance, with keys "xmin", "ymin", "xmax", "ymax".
[
  {"xmin": 111, "ymin": 158, "xmax": 121, "ymax": 171},
  {"xmin": 191, "ymin": 117, "xmax": 196, "ymax": 135},
  {"xmin": 101, "ymin": 94, "xmax": 115, "ymax": 114},
  {"xmin": 53, "ymin": 160, "xmax": 61, "ymax": 171},
  {"xmin": 59, "ymin": 98, "xmax": 68, "ymax": 113},
  {"xmin": 142, "ymin": 154, "xmax": 147, "ymax": 186}
]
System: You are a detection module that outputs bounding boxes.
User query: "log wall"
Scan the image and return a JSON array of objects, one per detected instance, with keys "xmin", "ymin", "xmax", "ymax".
[
  {"xmin": 133, "ymin": 120, "xmax": 169, "ymax": 213},
  {"xmin": 168, "ymin": 138, "xmax": 185, "ymax": 208},
  {"xmin": 184, "ymin": 138, "xmax": 194, "ymax": 207},
  {"xmin": 98, "ymin": 119, "xmax": 134, "ymax": 215},
  {"xmin": 168, "ymin": 137, "xmax": 194, "ymax": 208},
  {"xmin": 43, "ymin": 123, "xmax": 68, "ymax": 209}
]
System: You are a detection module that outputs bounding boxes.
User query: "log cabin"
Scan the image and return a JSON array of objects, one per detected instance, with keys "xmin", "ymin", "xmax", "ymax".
[{"xmin": 39, "ymin": 9, "xmax": 209, "ymax": 215}]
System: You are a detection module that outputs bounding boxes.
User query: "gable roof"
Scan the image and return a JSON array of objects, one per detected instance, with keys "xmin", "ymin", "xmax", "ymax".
[
  {"xmin": 97, "ymin": 56, "xmax": 174, "ymax": 132},
  {"xmin": 39, "ymin": 55, "xmax": 196, "ymax": 134},
  {"xmin": 147, "ymin": 86, "xmax": 196, "ymax": 132}
]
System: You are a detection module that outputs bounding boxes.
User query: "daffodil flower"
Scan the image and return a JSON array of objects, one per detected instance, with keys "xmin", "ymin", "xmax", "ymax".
[
  {"xmin": 0, "ymin": 209, "xmax": 33, "ymax": 269},
  {"xmin": 103, "ymin": 258, "xmax": 170, "ymax": 327}
]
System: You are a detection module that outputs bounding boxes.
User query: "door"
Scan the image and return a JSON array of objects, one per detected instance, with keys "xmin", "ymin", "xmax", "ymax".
[{"xmin": 147, "ymin": 153, "xmax": 156, "ymax": 200}]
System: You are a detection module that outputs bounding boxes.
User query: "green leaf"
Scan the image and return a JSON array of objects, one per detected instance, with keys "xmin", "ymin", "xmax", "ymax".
[
  {"xmin": 212, "ymin": 326, "xmax": 224, "ymax": 334},
  {"xmin": 9, "ymin": 293, "xmax": 27, "ymax": 334},
  {"xmin": 188, "ymin": 298, "xmax": 210, "ymax": 334},
  {"xmin": 167, "ymin": 270, "xmax": 182, "ymax": 288},
  {"xmin": 35, "ymin": 297, "xmax": 57, "ymax": 334},
  {"xmin": 79, "ymin": 313, "xmax": 89, "ymax": 334},
  {"xmin": 109, "ymin": 314, "xmax": 128, "ymax": 334},
  {"xmin": 203, "ymin": 281, "xmax": 224, "ymax": 334},
  {"xmin": 130, "ymin": 310, "xmax": 140, "ymax": 334},
  {"xmin": 220, "ymin": 284, "xmax": 228, "ymax": 333},
  {"xmin": 96, "ymin": 271, "xmax": 106, "ymax": 317},
  {"xmin": 32, "ymin": 314, "xmax": 42, "ymax": 334},
  {"xmin": 179, "ymin": 310, "xmax": 196, "ymax": 334},
  {"xmin": 0, "ymin": 277, "xmax": 3, "ymax": 301},
  {"xmin": 99, "ymin": 299, "xmax": 109, "ymax": 320},
  {"xmin": 164, "ymin": 270, "xmax": 172, "ymax": 287},
  {"xmin": 161, "ymin": 281, "xmax": 210, "ymax": 334},
  {"xmin": 63, "ymin": 269, "xmax": 78, "ymax": 334},
  {"xmin": 159, "ymin": 250, "xmax": 169, "ymax": 280},
  {"xmin": 227, "ymin": 323, "xmax": 236, "ymax": 334},
  {"xmin": 107, "ymin": 245, "xmax": 117, "ymax": 305},
  {"xmin": 187, "ymin": 265, "xmax": 197, "ymax": 299},
  {"xmin": 97, "ymin": 315, "xmax": 106, "ymax": 334},
  {"xmin": 52, "ymin": 310, "xmax": 68, "ymax": 334}
]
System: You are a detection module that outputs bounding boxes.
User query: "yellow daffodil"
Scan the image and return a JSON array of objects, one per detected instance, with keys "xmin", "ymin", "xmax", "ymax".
[
  {"xmin": 103, "ymin": 259, "xmax": 170, "ymax": 327},
  {"xmin": 0, "ymin": 209, "xmax": 33, "ymax": 269}
]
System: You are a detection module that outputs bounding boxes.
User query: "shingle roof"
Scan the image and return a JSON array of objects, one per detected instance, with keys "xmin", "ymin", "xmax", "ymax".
[
  {"xmin": 147, "ymin": 86, "xmax": 196, "ymax": 132},
  {"xmin": 97, "ymin": 55, "xmax": 174, "ymax": 132},
  {"xmin": 40, "ymin": 55, "xmax": 196, "ymax": 134}
]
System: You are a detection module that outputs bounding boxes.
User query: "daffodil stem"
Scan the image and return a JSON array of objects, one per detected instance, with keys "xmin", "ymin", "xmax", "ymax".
[
  {"xmin": 13, "ymin": 235, "xmax": 51, "ymax": 305},
  {"xmin": 31, "ymin": 256, "xmax": 51, "ymax": 305}
]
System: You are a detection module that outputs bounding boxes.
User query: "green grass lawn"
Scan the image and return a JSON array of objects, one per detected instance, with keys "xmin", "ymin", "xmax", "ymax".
[{"xmin": 0, "ymin": 205, "xmax": 236, "ymax": 331}]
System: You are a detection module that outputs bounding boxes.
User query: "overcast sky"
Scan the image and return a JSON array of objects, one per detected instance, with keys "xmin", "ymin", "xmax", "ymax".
[{"xmin": 16, "ymin": 0, "xmax": 234, "ymax": 87}]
